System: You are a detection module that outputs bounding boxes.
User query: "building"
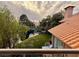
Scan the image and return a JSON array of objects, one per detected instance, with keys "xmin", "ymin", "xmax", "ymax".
[{"xmin": 48, "ymin": 5, "xmax": 79, "ymax": 56}]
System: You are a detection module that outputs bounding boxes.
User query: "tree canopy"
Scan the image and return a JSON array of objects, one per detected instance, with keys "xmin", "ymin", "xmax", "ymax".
[
  {"xmin": 19, "ymin": 14, "xmax": 35, "ymax": 27},
  {"xmin": 38, "ymin": 12, "xmax": 64, "ymax": 33},
  {"xmin": 0, "ymin": 8, "xmax": 19, "ymax": 48}
]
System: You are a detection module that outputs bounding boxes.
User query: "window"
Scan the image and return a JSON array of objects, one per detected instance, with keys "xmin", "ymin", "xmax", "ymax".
[{"xmin": 53, "ymin": 36, "xmax": 63, "ymax": 48}]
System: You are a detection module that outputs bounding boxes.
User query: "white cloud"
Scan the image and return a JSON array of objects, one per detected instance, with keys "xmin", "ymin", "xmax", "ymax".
[{"xmin": 0, "ymin": 1, "xmax": 79, "ymax": 25}]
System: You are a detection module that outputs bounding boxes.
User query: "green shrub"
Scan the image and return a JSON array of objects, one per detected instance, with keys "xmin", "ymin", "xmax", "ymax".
[
  {"xmin": 18, "ymin": 24, "xmax": 30, "ymax": 41},
  {"xmin": 15, "ymin": 34, "xmax": 51, "ymax": 48}
]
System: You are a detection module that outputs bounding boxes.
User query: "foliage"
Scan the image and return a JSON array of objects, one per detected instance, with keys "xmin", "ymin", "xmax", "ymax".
[
  {"xmin": 0, "ymin": 7, "xmax": 64, "ymax": 48},
  {"xmin": 0, "ymin": 35, "xmax": 3, "ymax": 48},
  {"xmin": 18, "ymin": 24, "xmax": 30, "ymax": 41},
  {"xmin": 15, "ymin": 34, "xmax": 51, "ymax": 48},
  {"xmin": 38, "ymin": 12, "xmax": 64, "ymax": 32},
  {"xmin": 0, "ymin": 8, "xmax": 20, "ymax": 48},
  {"xmin": 50, "ymin": 12, "xmax": 64, "ymax": 27},
  {"xmin": 19, "ymin": 14, "xmax": 35, "ymax": 27}
]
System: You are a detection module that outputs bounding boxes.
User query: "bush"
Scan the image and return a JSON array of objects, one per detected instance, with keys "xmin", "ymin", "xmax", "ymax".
[
  {"xmin": 15, "ymin": 34, "xmax": 51, "ymax": 48},
  {"xmin": 18, "ymin": 24, "xmax": 30, "ymax": 41}
]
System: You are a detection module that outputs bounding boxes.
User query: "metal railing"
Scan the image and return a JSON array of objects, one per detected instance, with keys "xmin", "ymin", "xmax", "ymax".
[{"xmin": 0, "ymin": 49, "xmax": 79, "ymax": 57}]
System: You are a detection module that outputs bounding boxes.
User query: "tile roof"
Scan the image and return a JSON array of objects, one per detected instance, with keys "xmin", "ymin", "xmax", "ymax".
[{"xmin": 48, "ymin": 13, "xmax": 79, "ymax": 49}]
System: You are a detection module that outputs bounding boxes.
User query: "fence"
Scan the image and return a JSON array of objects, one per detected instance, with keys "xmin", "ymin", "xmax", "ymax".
[{"xmin": 0, "ymin": 49, "xmax": 79, "ymax": 57}]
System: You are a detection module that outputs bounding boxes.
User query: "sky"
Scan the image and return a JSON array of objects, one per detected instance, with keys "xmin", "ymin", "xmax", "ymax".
[
  {"xmin": 0, "ymin": 1, "xmax": 79, "ymax": 25},
  {"xmin": 11, "ymin": 1, "xmax": 79, "ymax": 17}
]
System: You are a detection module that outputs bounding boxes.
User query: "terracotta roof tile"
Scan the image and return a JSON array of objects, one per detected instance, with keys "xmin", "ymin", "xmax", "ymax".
[{"xmin": 48, "ymin": 13, "xmax": 79, "ymax": 49}]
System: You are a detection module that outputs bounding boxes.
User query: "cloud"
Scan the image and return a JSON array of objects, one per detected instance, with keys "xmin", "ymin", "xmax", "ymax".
[{"xmin": 0, "ymin": 1, "xmax": 79, "ymax": 25}]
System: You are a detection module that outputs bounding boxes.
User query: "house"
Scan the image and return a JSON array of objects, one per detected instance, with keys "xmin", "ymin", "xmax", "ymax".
[{"xmin": 48, "ymin": 5, "xmax": 79, "ymax": 56}]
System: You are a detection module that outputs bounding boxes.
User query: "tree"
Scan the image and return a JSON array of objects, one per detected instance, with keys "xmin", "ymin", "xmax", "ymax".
[
  {"xmin": 18, "ymin": 24, "xmax": 30, "ymax": 41},
  {"xmin": 0, "ymin": 8, "xmax": 19, "ymax": 48},
  {"xmin": 19, "ymin": 14, "xmax": 35, "ymax": 27},
  {"xmin": 50, "ymin": 12, "xmax": 64, "ymax": 28},
  {"xmin": 38, "ymin": 12, "xmax": 64, "ymax": 33}
]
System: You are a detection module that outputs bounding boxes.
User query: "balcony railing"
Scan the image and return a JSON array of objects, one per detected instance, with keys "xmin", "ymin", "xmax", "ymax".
[{"xmin": 0, "ymin": 49, "xmax": 79, "ymax": 57}]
